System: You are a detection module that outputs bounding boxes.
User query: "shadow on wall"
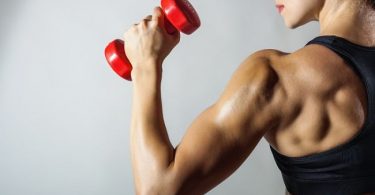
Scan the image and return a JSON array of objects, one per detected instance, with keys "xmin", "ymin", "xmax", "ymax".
[
  {"xmin": 0, "ymin": 0, "xmax": 23, "ymax": 54},
  {"xmin": 0, "ymin": 0, "xmax": 24, "ymax": 74}
]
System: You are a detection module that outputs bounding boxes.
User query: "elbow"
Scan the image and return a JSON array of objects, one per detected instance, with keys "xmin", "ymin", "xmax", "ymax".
[
  {"xmin": 136, "ymin": 182, "xmax": 200, "ymax": 195},
  {"xmin": 134, "ymin": 163, "xmax": 190, "ymax": 195},
  {"xmin": 136, "ymin": 185, "xmax": 177, "ymax": 195},
  {"xmin": 135, "ymin": 175, "xmax": 179, "ymax": 195}
]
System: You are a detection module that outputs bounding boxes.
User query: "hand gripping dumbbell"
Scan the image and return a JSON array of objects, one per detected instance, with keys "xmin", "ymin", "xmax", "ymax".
[{"xmin": 104, "ymin": 0, "xmax": 201, "ymax": 81}]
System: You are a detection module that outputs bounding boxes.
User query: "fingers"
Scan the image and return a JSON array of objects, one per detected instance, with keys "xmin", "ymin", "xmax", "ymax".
[
  {"xmin": 151, "ymin": 7, "xmax": 164, "ymax": 21},
  {"xmin": 143, "ymin": 15, "xmax": 152, "ymax": 21},
  {"xmin": 131, "ymin": 7, "xmax": 165, "ymax": 31},
  {"xmin": 153, "ymin": 7, "xmax": 166, "ymax": 29},
  {"xmin": 132, "ymin": 15, "xmax": 151, "ymax": 25},
  {"xmin": 133, "ymin": 6, "xmax": 162, "ymax": 26}
]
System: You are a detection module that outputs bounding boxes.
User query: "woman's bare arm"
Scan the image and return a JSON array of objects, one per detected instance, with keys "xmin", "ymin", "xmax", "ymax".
[{"xmin": 130, "ymin": 50, "xmax": 287, "ymax": 195}]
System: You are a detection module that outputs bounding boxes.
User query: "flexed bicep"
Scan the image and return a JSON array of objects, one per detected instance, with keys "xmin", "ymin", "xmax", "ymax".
[{"xmin": 165, "ymin": 52, "xmax": 286, "ymax": 195}]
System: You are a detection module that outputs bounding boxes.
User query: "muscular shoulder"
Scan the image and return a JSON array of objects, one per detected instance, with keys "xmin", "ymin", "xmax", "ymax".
[
  {"xmin": 214, "ymin": 49, "xmax": 287, "ymax": 134},
  {"xmin": 227, "ymin": 49, "xmax": 286, "ymax": 85},
  {"xmin": 236, "ymin": 46, "xmax": 345, "ymax": 98},
  {"xmin": 281, "ymin": 44, "xmax": 346, "ymax": 97},
  {"xmin": 214, "ymin": 46, "xmax": 348, "ymax": 133},
  {"xmin": 220, "ymin": 49, "xmax": 286, "ymax": 99}
]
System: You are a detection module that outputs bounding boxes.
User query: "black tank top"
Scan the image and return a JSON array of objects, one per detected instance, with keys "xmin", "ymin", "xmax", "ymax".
[{"xmin": 270, "ymin": 35, "xmax": 375, "ymax": 195}]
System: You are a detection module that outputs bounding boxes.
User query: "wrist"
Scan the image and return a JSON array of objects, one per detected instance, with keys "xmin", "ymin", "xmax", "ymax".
[{"xmin": 131, "ymin": 62, "xmax": 163, "ymax": 84}]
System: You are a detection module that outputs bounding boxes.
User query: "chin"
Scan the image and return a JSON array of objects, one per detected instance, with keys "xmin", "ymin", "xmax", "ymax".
[
  {"xmin": 284, "ymin": 21, "xmax": 299, "ymax": 29},
  {"xmin": 284, "ymin": 18, "xmax": 312, "ymax": 29},
  {"xmin": 285, "ymin": 22, "xmax": 299, "ymax": 29}
]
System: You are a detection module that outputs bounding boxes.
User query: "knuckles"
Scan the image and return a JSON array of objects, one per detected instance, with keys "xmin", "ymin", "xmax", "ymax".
[{"xmin": 130, "ymin": 20, "xmax": 159, "ymax": 32}]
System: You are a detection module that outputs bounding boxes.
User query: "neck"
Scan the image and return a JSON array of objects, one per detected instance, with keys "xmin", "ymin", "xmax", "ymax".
[{"xmin": 318, "ymin": 0, "xmax": 375, "ymax": 46}]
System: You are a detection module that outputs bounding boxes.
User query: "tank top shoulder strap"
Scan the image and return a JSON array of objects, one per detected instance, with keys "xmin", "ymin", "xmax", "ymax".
[{"xmin": 306, "ymin": 36, "xmax": 355, "ymax": 63}]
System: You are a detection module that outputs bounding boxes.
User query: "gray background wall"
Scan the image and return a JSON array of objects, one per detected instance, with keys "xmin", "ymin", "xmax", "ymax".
[{"xmin": 0, "ymin": 0, "xmax": 319, "ymax": 194}]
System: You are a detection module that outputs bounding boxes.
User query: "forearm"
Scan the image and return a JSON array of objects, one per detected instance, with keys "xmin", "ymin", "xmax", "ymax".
[{"xmin": 130, "ymin": 65, "xmax": 175, "ymax": 192}]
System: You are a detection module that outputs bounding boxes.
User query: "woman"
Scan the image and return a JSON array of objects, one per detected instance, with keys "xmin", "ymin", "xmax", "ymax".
[{"xmin": 124, "ymin": 0, "xmax": 375, "ymax": 194}]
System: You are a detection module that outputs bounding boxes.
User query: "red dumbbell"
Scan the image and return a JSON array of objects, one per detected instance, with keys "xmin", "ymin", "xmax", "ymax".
[{"xmin": 105, "ymin": 0, "xmax": 201, "ymax": 81}]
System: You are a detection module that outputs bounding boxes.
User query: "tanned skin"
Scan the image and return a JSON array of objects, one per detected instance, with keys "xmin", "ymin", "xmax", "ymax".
[{"xmin": 123, "ymin": 0, "xmax": 375, "ymax": 194}]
